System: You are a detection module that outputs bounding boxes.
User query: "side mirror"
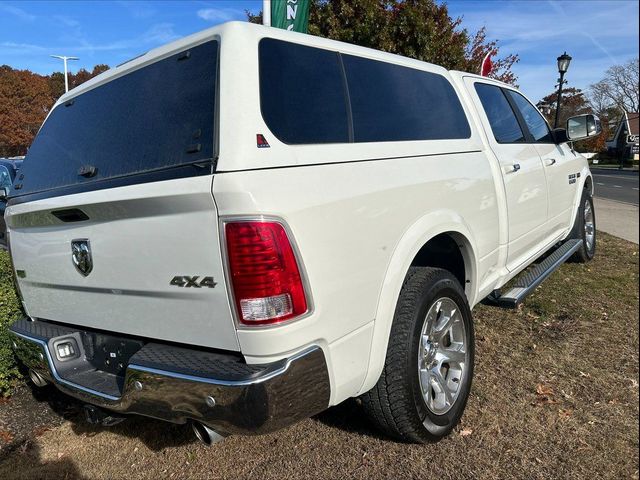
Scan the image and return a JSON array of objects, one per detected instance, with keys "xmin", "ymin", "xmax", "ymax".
[
  {"xmin": 566, "ymin": 114, "xmax": 602, "ymax": 141},
  {"xmin": 0, "ymin": 187, "xmax": 8, "ymax": 200}
]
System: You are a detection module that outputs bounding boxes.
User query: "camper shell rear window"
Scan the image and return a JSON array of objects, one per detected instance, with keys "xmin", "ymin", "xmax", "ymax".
[{"xmin": 13, "ymin": 40, "xmax": 219, "ymax": 199}]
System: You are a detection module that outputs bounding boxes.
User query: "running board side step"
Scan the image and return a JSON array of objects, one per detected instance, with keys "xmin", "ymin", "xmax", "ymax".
[{"xmin": 497, "ymin": 239, "xmax": 583, "ymax": 308}]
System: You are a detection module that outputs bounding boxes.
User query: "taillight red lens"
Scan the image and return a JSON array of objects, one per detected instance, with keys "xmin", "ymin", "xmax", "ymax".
[{"xmin": 225, "ymin": 221, "xmax": 308, "ymax": 325}]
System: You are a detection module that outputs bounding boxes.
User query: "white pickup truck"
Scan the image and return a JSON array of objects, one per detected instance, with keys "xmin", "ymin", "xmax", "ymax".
[{"xmin": 6, "ymin": 22, "xmax": 600, "ymax": 444}]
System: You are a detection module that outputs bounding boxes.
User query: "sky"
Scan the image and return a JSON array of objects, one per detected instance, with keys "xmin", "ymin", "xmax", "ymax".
[{"xmin": 0, "ymin": 0, "xmax": 638, "ymax": 102}]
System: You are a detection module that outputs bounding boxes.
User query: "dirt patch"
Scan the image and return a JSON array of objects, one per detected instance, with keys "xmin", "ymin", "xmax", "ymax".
[
  {"xmin": 0, "ymin": 232, "xmax": 638, "ymax": 480},
  {"xmin": 0, "ymin": 384, "xmax": 83, "ymax": 455}
]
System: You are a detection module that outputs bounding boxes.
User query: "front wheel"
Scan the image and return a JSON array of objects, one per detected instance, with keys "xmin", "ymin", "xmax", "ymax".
[
  {"xmin": 361, "ymin": 267, "xmax": 474, "ymax": 443},
  {"xmin": 571, "ymin": 189, "xmax": 596, "ymax": 262}
]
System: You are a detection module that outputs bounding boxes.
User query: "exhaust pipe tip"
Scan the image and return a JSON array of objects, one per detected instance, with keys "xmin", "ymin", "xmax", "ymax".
[
  {"xmin": 191, "ymin": 422, "xmax": 225, "ymax": 446},
  {"xmin": 29, "ymin": 369, "xmax": 49, "ymax": 388}
]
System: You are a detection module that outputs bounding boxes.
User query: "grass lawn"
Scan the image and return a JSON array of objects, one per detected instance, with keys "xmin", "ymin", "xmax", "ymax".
[{"xmin": 0, "ymin": 232, "xmax": 638, "ymax": 479}]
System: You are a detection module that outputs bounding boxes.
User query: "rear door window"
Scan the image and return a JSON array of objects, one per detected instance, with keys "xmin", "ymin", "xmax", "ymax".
[
  {"xmin": 15, "ymin": 40, "xmax": 218, "ymax": 197},
  {"xmin": 475, "ymin": 83, "xmax": 525, "ymax": 143}
]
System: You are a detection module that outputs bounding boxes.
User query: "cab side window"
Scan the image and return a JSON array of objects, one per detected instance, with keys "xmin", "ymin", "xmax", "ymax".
[
  {"xmin": 474, "ymin": 83, "xmax": 525, "ymax": 143},
  {"xmin": 505, "ymin": 90, "xmax": 553, "ymax": 143}
]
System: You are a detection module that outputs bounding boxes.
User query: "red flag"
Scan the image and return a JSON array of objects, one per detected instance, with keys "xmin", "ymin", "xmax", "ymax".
[{"xmin": 480, "ymin": 52, "xmax": 493, "ymax": 77}]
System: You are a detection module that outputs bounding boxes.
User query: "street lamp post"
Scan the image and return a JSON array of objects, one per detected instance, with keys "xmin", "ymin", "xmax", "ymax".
[
  {"xmin": 50, "ymin": 55, "xmax": 79, "ymax": 93},
  {"xmin": 554, "ymin": 52, "xmax": 572, "ymax": 129}
]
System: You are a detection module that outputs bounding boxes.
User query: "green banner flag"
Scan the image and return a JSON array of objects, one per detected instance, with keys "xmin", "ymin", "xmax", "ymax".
[{"xmin": 271, "ymin": 0, "xmax": 310, "ymax": 33}]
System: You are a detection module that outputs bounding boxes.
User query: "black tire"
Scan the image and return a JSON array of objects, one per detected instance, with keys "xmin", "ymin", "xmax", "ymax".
[
  {"xmin": 361, "ymin": 267, "xmax": 474, "ymax": 443},
  {"xmin": 570, "ymin": 188, "xmax": 596, "ymax": 263}
]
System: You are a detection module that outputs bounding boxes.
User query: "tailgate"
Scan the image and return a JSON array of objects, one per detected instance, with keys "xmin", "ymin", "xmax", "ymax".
[{"xmin": 6, "ymin": 176, "xmax": 239, "ymax": 351}]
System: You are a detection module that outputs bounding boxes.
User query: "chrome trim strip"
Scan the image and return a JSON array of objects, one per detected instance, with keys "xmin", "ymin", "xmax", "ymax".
[{"xmin": 23, "ymin": 281, "xmax": 203, "ymax": 299}]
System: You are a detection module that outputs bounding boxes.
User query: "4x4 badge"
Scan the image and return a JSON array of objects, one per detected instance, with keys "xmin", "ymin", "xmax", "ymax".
[
  {"xmin": 71, "ymin": 239, "xmax": 93, "ymax": 277},
  {"xmin": 170, "ymin": 276, "xmax": 217, "ymax": 288}
]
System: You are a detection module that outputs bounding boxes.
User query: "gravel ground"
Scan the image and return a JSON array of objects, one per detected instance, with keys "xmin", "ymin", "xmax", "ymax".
[{"xmin": 0, "ymin": 232, "xmax": 638, "ymax": 480}]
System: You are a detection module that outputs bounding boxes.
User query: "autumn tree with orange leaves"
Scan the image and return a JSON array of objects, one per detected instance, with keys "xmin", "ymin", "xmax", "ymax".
[{"xmin": 0, "ymin": 64, "xmax": 108, "ymax": 157}]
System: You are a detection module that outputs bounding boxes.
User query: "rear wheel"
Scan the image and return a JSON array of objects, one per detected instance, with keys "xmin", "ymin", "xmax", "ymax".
[
  {"xmin": 571, "ymin": 189, "xmax": 596, "ymax": 263},
  {"xmin": 361, "ymin": 267, "xmax": 474, "ymax": 443}
]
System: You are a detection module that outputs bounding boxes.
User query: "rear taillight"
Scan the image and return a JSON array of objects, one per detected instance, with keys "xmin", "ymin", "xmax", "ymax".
[{"xmin": 224, "ymin": 220, "xmax": 308, "ymax": 326}]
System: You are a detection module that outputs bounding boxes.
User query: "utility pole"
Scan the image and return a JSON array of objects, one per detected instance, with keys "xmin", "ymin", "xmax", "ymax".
[{"xmin": 50, "ymin": 55, "xmax": 79, "ymax": 93}]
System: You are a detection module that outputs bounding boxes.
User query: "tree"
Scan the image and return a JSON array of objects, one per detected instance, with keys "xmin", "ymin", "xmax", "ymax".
[
  {"xmin": 464, "ymin": 27, "xmax": 518, "ymax": 86},
  {"xmin": 0, "ymin": 67, "xmax": 53, "ymax": 157},
  {"xmin": 248, "ymin": 0, "xmax": 519, "ymax": 84},
  {"xmin": 48, "ymin": 64, "xmax": 110, "ymax": 100},
  {"xmin": 0, "ymin": 64, "xmax": 110, "ymax": 156},
  {"xmin": 538, "ymin": 87, "xmax": 590, "ymax": 127},
  {"xmin": 589, "ymin": 58, "xmax": 639, "ymax": 113}
]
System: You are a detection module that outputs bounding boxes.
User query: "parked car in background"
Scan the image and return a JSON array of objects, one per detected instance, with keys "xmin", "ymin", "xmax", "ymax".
[
  {"xmin": 6, "ymin": 22, "xmax": 600, "ymax": 445},
  {"xmin": 0, "ymin": 158, "xmax": 22, "ymax": 247}
]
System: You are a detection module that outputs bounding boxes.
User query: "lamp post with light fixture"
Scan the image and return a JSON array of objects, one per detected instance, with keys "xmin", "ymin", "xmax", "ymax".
[
  {"xmin": 554, "ymin": 52, "xmax": 572, "ymax": 128},
  {"xmin": 50, "ymin": 55, "xmax": 79, "ymax": 93}
]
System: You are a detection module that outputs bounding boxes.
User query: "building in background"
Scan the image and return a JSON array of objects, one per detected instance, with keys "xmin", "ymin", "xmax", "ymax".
[{"xmin": 606, "ymin": 112, "xmax": 639, "ymax": 165}]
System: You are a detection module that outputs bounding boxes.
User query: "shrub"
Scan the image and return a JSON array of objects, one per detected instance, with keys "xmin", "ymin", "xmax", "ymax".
[{"xmin": 0, "ymin": 250, "xmax": 24, "ymax": 395}]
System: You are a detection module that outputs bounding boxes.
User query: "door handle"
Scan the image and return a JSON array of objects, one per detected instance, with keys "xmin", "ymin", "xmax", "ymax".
[
  {"xmin": 503, "ymin": 163, "xmax": 521, "ymax": 174},
  {"xmin": 545, "ymin": 158, "xmax": 557, "ymax": 166}
]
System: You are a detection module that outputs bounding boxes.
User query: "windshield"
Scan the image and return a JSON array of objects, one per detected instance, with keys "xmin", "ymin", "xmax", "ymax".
[{"xmin": 13, "ymin": 40, "xmax": 218, "ymax": 198}]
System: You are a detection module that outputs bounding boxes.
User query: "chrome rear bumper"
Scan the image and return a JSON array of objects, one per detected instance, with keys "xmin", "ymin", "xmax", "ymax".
[{"xmin": 9, "ymin": 318, "xmax": 330, "ymax": 436}]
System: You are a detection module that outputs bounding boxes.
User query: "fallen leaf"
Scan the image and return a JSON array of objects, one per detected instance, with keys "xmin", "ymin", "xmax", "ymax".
[
  {"xmin": 460, "ymin": 428, "xmax": 473, "ymax": 437},
  {"xmin": 19, "ymin": 441, "xmax": 30, "ymax": 454},
  {"xmin": 0, "ymin": 429, "xmax": 14, "ymax": 444},
  {"xmin": 33, "ymin": 426, "xmax": 51, "ymax": 437},
  {"xmin": 558, "ymin": 408, "xmax": 573, "ymax": 419},
  {"xmin": 534, "ymin": 383, "xmax": 559, "ymax": 405},
  {"xmin": 536, "ymin": 384, "xmax": 554, "ymax": 396}
]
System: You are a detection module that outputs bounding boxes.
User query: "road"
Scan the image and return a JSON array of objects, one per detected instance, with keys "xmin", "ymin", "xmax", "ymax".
[{"xmin": 591, "ymin": 168, "xmax": 639, "ymax": 205}]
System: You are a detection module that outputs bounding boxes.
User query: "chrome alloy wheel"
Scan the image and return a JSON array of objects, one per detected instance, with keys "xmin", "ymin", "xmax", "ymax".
[
  {"xmin": 417, "ymin": 297, "xmax": 468, "ymax": 416},
  {"xmin": 584, "ymin": 199, "xmax": 595, "ymax": 252}
]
